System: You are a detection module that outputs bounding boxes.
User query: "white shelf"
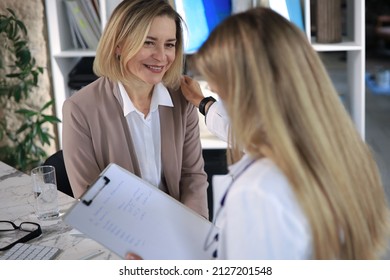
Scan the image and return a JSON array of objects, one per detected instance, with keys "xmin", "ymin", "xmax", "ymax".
[
  {"xmin": 45, "ymin": 0, "xmax": 366, "ymax": 147},
  {"xmin": 53, "ymin": 50, "xmax": 97, "ymax": 58},
  {"xmin": 201, "ymin": 138, "xmax": 228, "ymax": 150},
  {"xmin": 311, "ymin": 41, "xmax": 362, "ymax": 52}
]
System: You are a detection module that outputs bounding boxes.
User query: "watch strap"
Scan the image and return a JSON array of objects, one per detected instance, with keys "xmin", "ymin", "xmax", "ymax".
[{"xmin": 199, "ymin": 96, "xmax": 216, "ymax": 116}]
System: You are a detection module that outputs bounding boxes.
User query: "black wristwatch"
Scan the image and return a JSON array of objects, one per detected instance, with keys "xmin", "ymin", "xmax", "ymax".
[{"xmin": 199, "ymin": 96, "xmax": 216, "ymax": 116}]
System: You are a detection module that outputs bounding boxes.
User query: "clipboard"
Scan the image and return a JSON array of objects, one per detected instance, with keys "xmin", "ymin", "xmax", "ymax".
[{"xmin": 63, "ymin": 163, "xmax": 217, "ymax": 259}]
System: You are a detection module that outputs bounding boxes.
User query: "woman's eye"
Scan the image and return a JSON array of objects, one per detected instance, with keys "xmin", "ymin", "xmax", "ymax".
[
  {"xmin": 166, "ymin": 43, "xmax": 176, "ymax": 48},
  {"xmin": 144, "ymin": 41, "xmax": 155, "ymax": 46}
]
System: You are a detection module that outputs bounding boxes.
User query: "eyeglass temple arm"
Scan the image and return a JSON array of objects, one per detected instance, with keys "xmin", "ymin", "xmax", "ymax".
[{"xmin": 0, "ymin": 226, "xmax": 42, "ymax": 251}]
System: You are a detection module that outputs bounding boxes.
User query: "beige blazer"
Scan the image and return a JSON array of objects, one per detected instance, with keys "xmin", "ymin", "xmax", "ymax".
[{"xmin": 62, "ymin": 77, "xmax": 208, "ymax": 218}]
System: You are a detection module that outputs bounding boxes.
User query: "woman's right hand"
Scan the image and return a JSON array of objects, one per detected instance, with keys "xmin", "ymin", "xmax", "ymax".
[
  {"xmin": 180, "ymin": 75, "xmax": 205, "ymax": 108},
  {"xmin": 126, "ymin": 253, "xmax": 143, "ymax": 260}
]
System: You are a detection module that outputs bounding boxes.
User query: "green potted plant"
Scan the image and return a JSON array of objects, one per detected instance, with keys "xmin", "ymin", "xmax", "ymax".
[{"xmin": 0, "ymin": 8, "xmax": 60, "ymax": 172}]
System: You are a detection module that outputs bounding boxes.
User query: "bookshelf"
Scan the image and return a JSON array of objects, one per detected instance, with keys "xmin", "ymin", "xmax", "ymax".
[
  {"xmin": 304, "ymin": 0, "xmax": 365, "ymax": 139},
  {"xmin": 45, "ymin": 0, "xmax": 366, "ymax": 147}
]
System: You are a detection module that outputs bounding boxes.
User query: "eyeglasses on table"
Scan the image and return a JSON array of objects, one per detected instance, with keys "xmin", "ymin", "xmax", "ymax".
[{"xmin": 0, "ymin": 220, "xmax": 42, "ymax": 251}]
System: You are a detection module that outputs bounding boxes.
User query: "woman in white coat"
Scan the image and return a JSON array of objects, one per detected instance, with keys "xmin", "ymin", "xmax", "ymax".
[{"xmin": 180, "ymin": 7, "xmax": 389, "ymax": 259}]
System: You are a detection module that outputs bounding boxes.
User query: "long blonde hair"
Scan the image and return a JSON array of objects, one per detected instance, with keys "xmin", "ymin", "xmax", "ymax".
[
  {"xmin": 195, "ymin": 7, "xmax": 389, "ymax": 259},
  {"xmin": 93, "ymin": 0, "xmax": 184, "ymax": 89}
]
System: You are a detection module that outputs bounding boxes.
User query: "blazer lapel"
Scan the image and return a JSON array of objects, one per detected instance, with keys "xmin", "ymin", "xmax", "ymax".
[{"xmin": 159, "ymin": 105, "xmax": 179, "ymax": 199}]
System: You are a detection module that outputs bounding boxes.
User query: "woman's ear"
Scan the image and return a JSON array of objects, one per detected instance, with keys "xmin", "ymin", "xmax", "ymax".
[
  {"xmin": 116, "ymin": 45, "xmax": 121, "ymax": 60},
  {"xmin": 116, "ymin": 45, "xmax": 121, "ymax": 55}
]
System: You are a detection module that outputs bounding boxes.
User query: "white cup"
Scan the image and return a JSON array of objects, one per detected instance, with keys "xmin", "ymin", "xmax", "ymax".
[{"xmin": 31, "ymin": 165, "xmax": 60, "ymax": 220}]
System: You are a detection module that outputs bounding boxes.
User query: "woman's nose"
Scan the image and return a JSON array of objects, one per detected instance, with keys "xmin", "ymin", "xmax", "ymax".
[{"xmin": 153, "ymin": 45, "xmax": 165, "ymax": 61}]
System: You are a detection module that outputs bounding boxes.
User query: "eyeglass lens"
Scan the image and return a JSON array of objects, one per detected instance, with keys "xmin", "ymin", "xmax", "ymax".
[
  {"xmin": 0, "ymin": 221, "xmax": 17, "ymax": 231},
  {"xmin": 0, "ymin": 221, "xmax": 39, "ymax": 232}
]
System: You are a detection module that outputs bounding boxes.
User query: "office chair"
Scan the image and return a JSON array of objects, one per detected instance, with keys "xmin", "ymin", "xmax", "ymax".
[{"xmin": 43, "ymin": 150, "xmax": 74, "ymax": 197}]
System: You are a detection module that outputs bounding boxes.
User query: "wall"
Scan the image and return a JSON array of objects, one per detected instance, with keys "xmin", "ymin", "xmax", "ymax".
[{"xmin": 0, "ymin": 0, "xmax": 56, "ymax": 155}]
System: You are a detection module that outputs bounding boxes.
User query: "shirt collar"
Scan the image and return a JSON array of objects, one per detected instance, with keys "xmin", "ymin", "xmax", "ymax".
[{"xmin": 118, "ymin": 82, "xmax": 173, "ymax": 117}]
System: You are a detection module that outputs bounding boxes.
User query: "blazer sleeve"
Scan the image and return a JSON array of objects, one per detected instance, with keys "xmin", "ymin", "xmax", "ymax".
[
  {"xmin": 62, "ymin": 98, "xmax": 101, "ymax": 198},
  {"xmin": 180, "ymin": 102, "xmax": 209, "ymax": 219}
]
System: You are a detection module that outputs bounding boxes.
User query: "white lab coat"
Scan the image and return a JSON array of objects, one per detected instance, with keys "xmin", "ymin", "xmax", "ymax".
[{"xmin": 205, "ymin": 101, "xmax": 230, "ymax": 143}]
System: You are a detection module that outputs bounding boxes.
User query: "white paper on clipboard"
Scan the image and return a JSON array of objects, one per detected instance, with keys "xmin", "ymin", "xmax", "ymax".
[{"xmin": 63, "ymin": 163, "xmax": 217, "ymax": 260}]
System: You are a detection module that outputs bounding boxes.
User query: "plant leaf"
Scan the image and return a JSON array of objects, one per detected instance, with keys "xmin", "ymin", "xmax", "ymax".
[
  {"xmin": 15, "ymin": 123, "xmax": 30, "ymax": 134},
  {"xmin": 42, "ymin": 114, "xmax": 61, "ymax": 123},
  {"xmin": 16, "ymin": 108, "xmax": 38, "ymax": 117},
  {"xmin": 15, "ymin": 19, "xmax": 27, "ymax": 35},
  {"xmin": 40, "ymin": 99, "xmax": 54, "ymax": 111}
]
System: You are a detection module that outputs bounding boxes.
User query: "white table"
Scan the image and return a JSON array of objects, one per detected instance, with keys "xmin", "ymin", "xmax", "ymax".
[{"xmin": 0, "ymin": 161, "xmax": 120, "ymax": 259}]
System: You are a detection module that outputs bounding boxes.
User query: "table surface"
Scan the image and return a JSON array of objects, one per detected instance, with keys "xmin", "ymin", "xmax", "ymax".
[{"xmin": 0, "ymin": 161, "xmax": 120, "ymax": 260}]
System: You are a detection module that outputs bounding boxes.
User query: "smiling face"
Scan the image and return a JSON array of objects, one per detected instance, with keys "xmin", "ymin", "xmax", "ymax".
[{"xmin": 126, "ymin": 16, "xmax": 177, "ymax": 85}]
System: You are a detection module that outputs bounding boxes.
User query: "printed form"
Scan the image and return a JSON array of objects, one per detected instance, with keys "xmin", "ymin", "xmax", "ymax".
[{"xmin": 64, "ymin": 163, "xmax": 216, "ymax": 259}]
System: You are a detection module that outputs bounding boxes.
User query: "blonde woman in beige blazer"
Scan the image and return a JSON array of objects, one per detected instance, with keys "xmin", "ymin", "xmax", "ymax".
[{"xmin": 62, "ymin": 0, "xmax": 208, "ymax": 218}]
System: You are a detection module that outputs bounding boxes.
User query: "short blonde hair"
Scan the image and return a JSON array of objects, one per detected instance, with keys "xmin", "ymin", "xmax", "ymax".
[
  {"xmin": 195, "ymin": 7, "xmax": 389, "ymax": 259},
  {"xmin": 93, "ymin": 0, "xmax": 184, "ymax": 89}
]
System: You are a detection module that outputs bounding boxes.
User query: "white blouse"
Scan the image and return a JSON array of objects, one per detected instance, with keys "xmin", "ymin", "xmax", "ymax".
[{"xmin": 118, "ymin": 82, "xmax": 173, "ymax": 188}]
